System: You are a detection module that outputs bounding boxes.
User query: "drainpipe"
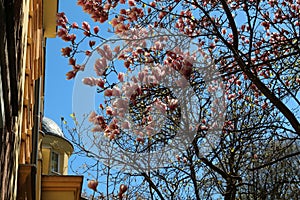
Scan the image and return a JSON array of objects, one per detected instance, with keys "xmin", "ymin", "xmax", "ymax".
[{"xmin": 31, "ymin": 77, "xmax": 41, "ymax": 200}]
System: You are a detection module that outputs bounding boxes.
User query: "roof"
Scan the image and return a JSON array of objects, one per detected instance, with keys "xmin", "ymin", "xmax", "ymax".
[{"xmin": 42, "ymin": 117, "xmax": 64, "ymax": 137}]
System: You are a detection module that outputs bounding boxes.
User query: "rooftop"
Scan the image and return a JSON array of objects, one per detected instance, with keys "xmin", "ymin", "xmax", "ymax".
[{"xmin": 42, "ymin": 117, "xmax": 64, "ymax": 138}]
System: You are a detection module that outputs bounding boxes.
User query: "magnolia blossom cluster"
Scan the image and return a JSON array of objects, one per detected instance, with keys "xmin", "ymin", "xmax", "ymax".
[
  {"xmin": 86, "ymin": 65, "xmax": 182, "ymax": 141},
  {"xmin": 164, "ymin": 49, "xmax": 195, "ymax": 79},
  {"xmin": 76, "ymin": 22, "xmax": 226, "ymax": 142},
  {"xmin": 57, "ymin": 0, "xmax": 300, "ymax": 159},
  {"xmin": 88, "ymin": 111, "xmax": 119, "ymax": 140},
  {"xmin": 57, "ymin": 0, "xmax": 300, "ymax": 197},
  {"xmin": 56, "ymin": 0, "xmax": 297, "ymax": 135}
]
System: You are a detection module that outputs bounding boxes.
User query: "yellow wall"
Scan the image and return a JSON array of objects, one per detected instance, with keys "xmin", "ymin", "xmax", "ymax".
[
  {"xmin": 42, "ymin": 135, "xmax": 73, "ymax": 175},
  {"xmin": 42, "ymin": 191, "xmax": 76, "ymax": 200},
  {"xmin": 42, "ymin": 176, "xmax": 83, "ymax": 200},
  {"xmin": 43, "ymin": 0, "xmax": 58, "ymax": 37},
  {"xmin": 62, "ymin": 152, "xmax": 69, "ymax": 175},
  {"xmin": 42, "ymin": 148, "xmax": 51, "ymax": 174},
  {"xmin": 19, "ymin": 0, "xmax": 59, "ymax": 166},
  {"xmin": 20, "ymin": 0, "xmax": 44, "ymax": 165},
  {"xmin": 17, "ymin": 0, "xmax": 44, "ymax": 199}
]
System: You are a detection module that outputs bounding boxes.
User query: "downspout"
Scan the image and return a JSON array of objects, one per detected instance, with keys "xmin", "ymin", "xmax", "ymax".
[{"xmin": 31, "ymin": 77, "xmax": 41, "ymax": 200}]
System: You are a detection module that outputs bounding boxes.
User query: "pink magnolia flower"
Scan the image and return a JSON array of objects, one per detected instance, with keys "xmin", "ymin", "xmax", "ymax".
[
  {"xmin": 113, "ymin": 46, "xmax": 121, "ymax": 53},
  {"xmin": 235, "ymin": 79, "xmax": 242, "ymax": 86},
  {"xmin": 112, "ymin": 129, "xmax": 120, "ymax": 135},
  {"xmin": 152, "ymin": 66, "xmax": 164, "ymax": 81},
  {"xmin": 108, "ymin": 118, "xmax": 118, "ymax": 130},
  {"xmin": 109, "ymin": 133, "xmax": 116, "ymax": 140},
  {"xmin": 262, "ymin": 102, "xmax": 268, "ymax": 110},
  {"xmin": 121, "ymin": 120, "xmax": 130, "ymax": 129},
  {"xmin": 66, "ymin": 70, "xmax": 77, "ymax": 80},
  {"xmin": 96, "ymin": 58, "xmax": 107, "ymax": 69},
  {"xmin": 118, "ymin": 72, "xmax": 124, "ymax": 82},
  {"xmin": 104, "ymin": 128, "xmax": 110, "ymax": 137},
  {"xmin": 104, "ymin": 89, "xmax": 113, "ymax": 97},
  {"xmin": 176, "ymin": 78, "xmax": 189, "ymax": 88},
  {"xmin": 89, "ymin": 40, "xmax": 96, "ymax": 47},
  {"xmin": 82, "ymin": 77, "xmax": 96, "ymax": 86},
  {"xmin": 115, "ymin": 23, "xmax": 129, "ymax": 34},
  {"xmin": 136, "ymin": 137, "xmax": 144, "ymax": 143},
  {"xmin": 82, "ymin": 21, "xmax": 90, "ymax": 31},
  {"xmin": 227, "ymin": 93, "xmax": 236, "ymax": 100},
  {"xmin": 94, "ymin": 58, "xmax": 107, "ymax": 76},
  {"xmin": 112, "ymin": 86, "xmax": 121, "ymax": 96},
  {"xmin": 221, "ymin": 28, "xmax": 226, "ymax": 34},
  {"xmin": 95, "ymin": 115, "xmax": 104, "ymax": 124},
  {"xmin": 61, "ymin": 47, "xmax": 72, "ymax": 57},
  {"xmin": 89, "ymin": 111, "xmax": 97, "ymax": 122},
  {"xmin": 91, "ymin": 125, "xmax": 103, "ymax": 132},
  {"xmin": 103, "ymin": 44, "xmax": 113, "ymax": 60},
  {"xmin": 111, "ymin": 18, "xmax": 119, "ymax": 27},
  {"xmin": 146, "ymin": 125, "xmax": 154, "ymax": 135},
  {"xmin": 128, "ymin": 0, "xmax": 136, "ymax": 6},
  {"xmin": 56, "ymin": 12, "xmax": 68, "ymax": 22},
  {"xmin": 87, "ymin": 180, "xmax": 98, "ymax": 191},
  {"xmin": 82, "ymin": 77, "xmax": 105, "ymax": 88},
  {"xmin": 71, "ymin": 22, "xmax": 79, "ymax": 28},
  {"xmin": 96, "ymin": 78, "xmax": 105, "ymax": 88},
  {"xmin": 106, "ymin": 106, "xmax": 113, "ymax": 115},
  {"xmin": 131, "ymin": 76, "xmax": 138, "ymax": 83},
  {"xmin": 57, "ymin": 28, "xmax": 68, "ymax": 37},
  {"xmin": 112, "ymin": 98, "xmax": 128, "ymax": 109},
  {"xmin": 138, "ymin": 71, "xmax": 145, "ymax": 82},
  {"xmin": 69, "ymin": 34, "xmax": 76, "ymax": 43},
  {"xmin": 123, "ymin": 82, "xmax": 139, "ymax": 98},
  {"xmin": 154, "ymin": 99, "xmax": 167, "ymax": 113},
  {"xmin": 168, "ymin": 99, "xmax": 179, "ymax": 110},
  {"xmin": 97, "ymin": 47, "xmax": 106, "ymax": 57},
  {"xmin": 93, "ymin": 26, "xmax": 99, "ymax": 34},
  {"xmin": 69, "ymin": 57, "xmax": 76, "ymax": 66},
  {"xmin": 176, "ymin": 154, "xmax": 180, "ymax": 161},
  {"xmin": 180, "ymin": 62, "xmax": 193, "ymax": 78},
  {"xmin": 85, "ymin": 50, "xmax": 92, "ymax": 56},
  {"xmin": 144, "ymin": 75, "xmax": 157, "ymax": 85}
]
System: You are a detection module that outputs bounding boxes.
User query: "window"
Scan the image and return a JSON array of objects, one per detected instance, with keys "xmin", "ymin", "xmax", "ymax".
[{"xmin": 50, "ymin": 151, "xmax": 60, "ymax": 174}]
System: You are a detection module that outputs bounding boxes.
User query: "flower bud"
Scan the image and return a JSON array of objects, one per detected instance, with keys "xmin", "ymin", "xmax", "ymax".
[{"xmin": 87, "ymin": 180, "xmax": 98, "ymax": 191}]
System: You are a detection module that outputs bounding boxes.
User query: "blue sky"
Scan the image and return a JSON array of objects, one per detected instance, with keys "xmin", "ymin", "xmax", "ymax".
[
  {"xmin": 45, "ymin": 0, "xmax": 80, "ymax": 124},
  {"xmin": 44, "ymin": 1, "xmax": 116, "ymax": 195},
  {"xmin": 45, "ymin": 0, "xmax": 102, "ymax": 128},
  {"xmin": 44, "ymin": 0, "xmax": 90, "ymax": 194},
  {"xmin": 45, "ymin": 0, "xmax": 112, "ymax": 124},
  {"xmin": 44, "ymin": 0, "xmax": 94, "ymax": 174}
]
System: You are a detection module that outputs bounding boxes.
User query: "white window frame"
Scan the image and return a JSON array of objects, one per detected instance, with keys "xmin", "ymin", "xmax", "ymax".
[{"xmin": 50, "ymin": 151, "xmax": 60, "ymax": 174}]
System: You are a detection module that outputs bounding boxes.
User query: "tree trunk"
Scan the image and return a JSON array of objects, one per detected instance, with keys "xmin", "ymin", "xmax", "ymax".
[{"xmin": 224, "ymin": 180, "xmax": 237, "ymax": 200}]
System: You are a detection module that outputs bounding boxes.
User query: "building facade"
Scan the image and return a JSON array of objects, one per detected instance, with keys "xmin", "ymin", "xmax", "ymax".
[{"xmin": 0, "ymin": 0, "xmax": 83, "ymax": 199}]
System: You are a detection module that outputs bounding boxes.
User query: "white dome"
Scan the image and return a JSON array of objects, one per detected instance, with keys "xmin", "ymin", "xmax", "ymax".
[{"xmin": 42, "ymin": 117, "xmax": 64, "ymax": 137}]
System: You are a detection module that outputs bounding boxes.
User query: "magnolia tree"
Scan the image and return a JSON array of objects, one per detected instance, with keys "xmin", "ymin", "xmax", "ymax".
[{"xmin": 57, "ymin": 0, "xmax": 300, "ymax": 199}]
